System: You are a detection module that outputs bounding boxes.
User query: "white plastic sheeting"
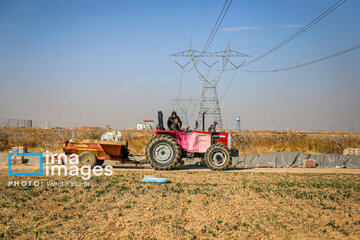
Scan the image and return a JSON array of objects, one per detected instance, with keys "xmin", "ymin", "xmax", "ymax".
[
  {"xmin": 232, "ymin": 152, "xmax": 360, "ymax": 168},
  {"xmin": 100, "ymin": 131, "xmax": 122, "ymax": 142}
]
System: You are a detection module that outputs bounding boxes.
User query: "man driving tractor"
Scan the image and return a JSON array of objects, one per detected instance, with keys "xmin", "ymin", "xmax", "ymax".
[
  {"xmin": 169, "ymin": 118, "xmax": 181, "ymax": 131},
  {"xmin": 167, "ymin": 111, "xmax": 182, "ymax": 131}
]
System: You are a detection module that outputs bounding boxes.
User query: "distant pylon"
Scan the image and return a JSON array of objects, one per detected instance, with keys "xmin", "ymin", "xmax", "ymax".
[
  {"xmin": 170, "ymin": 41, "xmax": 250, "ymax": 129},
  {"xmin": 170, "ymin": 97, "xmax": 199, "ymax": 128}
]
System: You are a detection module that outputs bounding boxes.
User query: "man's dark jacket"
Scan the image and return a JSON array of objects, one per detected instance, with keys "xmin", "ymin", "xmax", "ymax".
[
  {"xmin": 167, "ymin": 115, "xmax": 182, "ymax": 130},
  {"xmin": 169, "ymin": 121, "xmax": 181, "ymax": 131}
]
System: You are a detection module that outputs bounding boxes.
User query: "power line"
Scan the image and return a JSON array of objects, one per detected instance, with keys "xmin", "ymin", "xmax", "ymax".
[
  {"xmin": 200, "ymin": 0, "xmax": 227, "ymax": 54},
  {"xmin": 243, "ymin": 0, "xmax": 348, "ymax": 67},
  {"xmin": 203, "ymin": 1, "xmax": 232, "ymax": 56},
  {"xmin": 195, "ymin": 0, "xmax": 232, "ymax": 66},
  {"xmin": 243, "ymin": 44, "xmax": 360, "ymax": 73},
  {"xmin": 220, "ymin": 68, "xmax": 238, "ymax": 102},
  {"xmin": 175, "ymin": 1, "xmax": 232, "ymax": 72},
  {"xmin": 221, "ymin": 0, "xmax": 349, "ymax": 97}
]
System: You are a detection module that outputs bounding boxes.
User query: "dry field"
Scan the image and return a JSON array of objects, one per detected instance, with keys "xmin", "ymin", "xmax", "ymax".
[
  {"xmin": 0, "ymin": 127, "xmax": 360, "ymax": 155},
  {"xmin": 0, "ymin": 165, "xmax": 359, "ymax": 239}
]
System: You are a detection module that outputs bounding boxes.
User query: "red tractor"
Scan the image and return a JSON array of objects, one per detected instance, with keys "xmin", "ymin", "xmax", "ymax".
[{"xmin": 145, "ymin": 111, "xmax": 238, "ymax": 171}]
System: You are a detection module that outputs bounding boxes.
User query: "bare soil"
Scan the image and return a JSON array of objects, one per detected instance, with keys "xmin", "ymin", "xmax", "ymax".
[{"xmin": 0, "ymin": 164, "xmax": 359, "ymax": 239}]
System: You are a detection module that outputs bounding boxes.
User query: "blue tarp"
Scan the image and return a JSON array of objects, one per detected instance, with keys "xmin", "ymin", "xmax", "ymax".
[{"xmin": 141, "ymin": 175, "xmax": 171, "ymax": 183}]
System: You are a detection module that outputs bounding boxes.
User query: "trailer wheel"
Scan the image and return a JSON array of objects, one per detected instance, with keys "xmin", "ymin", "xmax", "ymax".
[
  {"xmin": 79, "ymin": 151, "xmax": 97, "ymax": 168},
  {"xmin": 146, "ymin": 135, "xmax": 182, "ymax": 170},
  {"xmin": 205, "ymin": 144, "xmax": 231, "ymax": 171}
]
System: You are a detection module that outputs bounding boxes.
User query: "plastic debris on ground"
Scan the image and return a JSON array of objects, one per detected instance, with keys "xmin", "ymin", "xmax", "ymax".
[{"xmin": 141, "ymin": 175, "xmax": 171, "ymax": 183}]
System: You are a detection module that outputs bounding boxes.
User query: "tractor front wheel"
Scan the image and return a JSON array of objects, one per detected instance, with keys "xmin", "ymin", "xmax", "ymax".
[
  {"xmin": 145, "ymin": 135, "xmax": 182, "ymax": 170},
  {"xmin": 205, "ymin": 144, "xmax": 231, "ymax": 171}
]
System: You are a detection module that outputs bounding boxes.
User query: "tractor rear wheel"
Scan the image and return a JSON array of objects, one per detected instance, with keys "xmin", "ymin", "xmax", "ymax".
[
  {"xmin": 146, "ymin": 135, "xmax": 182, "ymax": 170},
  {"xmin": 79, "ymin": 151, "xmax": 97, "ymax": 168},
  {"xmin": 205, "ymin": 144, "xmax": 231, "ymax": 171}
]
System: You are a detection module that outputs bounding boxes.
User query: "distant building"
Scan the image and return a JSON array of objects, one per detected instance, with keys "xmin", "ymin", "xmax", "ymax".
[
  {"xmin": 137, "ymin": 120, "xmax": 154, "ymax": 130},
  {"xmin": 136, "ymin": 123, "xmax": 145, "ymax": 130},
  {"xmin": 5, "ymin": 119, "xmax": 32, "ymax": 128},
  {"xmin": 144, "ymin": 120, "xmax": 154, "ymax": 130}
]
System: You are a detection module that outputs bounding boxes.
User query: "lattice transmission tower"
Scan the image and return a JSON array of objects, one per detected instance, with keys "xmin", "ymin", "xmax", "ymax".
[{"xmin": 170, "ymin": 42, "xmax": 250, "ymax": 129}]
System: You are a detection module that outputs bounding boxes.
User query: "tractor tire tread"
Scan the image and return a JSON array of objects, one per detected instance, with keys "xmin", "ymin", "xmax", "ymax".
[
  {"xmin": 205, "ymin": 143, "xmax": 231, "ymax": 171},
  {"xmin": 146, "ymin": 135, "xmax": 182, "ymax": 170}
]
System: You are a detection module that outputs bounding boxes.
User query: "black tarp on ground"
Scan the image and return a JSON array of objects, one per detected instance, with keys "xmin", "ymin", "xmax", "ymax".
[{"xmin": 232, "ymin": 152, "xmax": 360, "ymax": 168}]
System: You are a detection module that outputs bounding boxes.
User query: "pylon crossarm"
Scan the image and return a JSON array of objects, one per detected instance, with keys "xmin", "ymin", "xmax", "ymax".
[
  {"xmin": 174, "ymin": 60, "xmax": 191, "ymax": 69},
  {"xmin": 170, "ymin": 49, "xmax": 250, "ymax": 58},
  {"xmin": 229, "ymin": 60, "xmax": 245, "ymax": 69},
  {"xmin": 202, "ymin": 60, "xmax": 218, "ymax": 69}
]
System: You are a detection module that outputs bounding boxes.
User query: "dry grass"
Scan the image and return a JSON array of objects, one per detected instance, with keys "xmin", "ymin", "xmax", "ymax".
[
  {"xmin": 0, "ymin": 127, "xmax": 360, "ymax": 155},
  {"xmin": 121, "ymin": 130, "xmax": 155, "ymax": 155},
  {"xmin": 0, "ymin": 127, "xmax": 107, "ymax": 153},
  {"xmin": 0, "ymin": 166, "xmax": 359, "ymax": 239},
  {"xmin": 231, "ymin": 130, "xmax": 360, "ymax": 155}
]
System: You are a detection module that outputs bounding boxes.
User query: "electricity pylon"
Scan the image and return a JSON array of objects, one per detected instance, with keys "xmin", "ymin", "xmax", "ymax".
[{"xmin": 170, "ymin": 42, "xmax": 250, "ymax": 129}]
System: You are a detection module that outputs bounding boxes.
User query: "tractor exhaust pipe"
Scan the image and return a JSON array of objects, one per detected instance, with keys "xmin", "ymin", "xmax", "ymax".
[
  {"xmin": 157, "ymin": 111, "xmax": 165, "ymax": 130},
  {"xmin": 202, "ymin": 111, "xmax": 207, "ymax": 131}
]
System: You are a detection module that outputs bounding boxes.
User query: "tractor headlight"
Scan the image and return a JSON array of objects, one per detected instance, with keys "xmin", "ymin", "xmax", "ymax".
[{"xmin": 227, "ymin": 134, "xmax": 231, "ymax": 149}]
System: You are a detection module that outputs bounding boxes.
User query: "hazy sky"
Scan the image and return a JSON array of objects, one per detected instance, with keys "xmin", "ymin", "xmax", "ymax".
[{"xmin": 0, "ymin": 0, "xmax": 359, "ymax": 131}]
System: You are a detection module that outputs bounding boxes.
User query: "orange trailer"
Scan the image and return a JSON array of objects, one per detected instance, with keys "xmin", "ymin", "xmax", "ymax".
[{"xmin": 63, "ymin": 140, "xmax": 141, "ymax": 167}]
